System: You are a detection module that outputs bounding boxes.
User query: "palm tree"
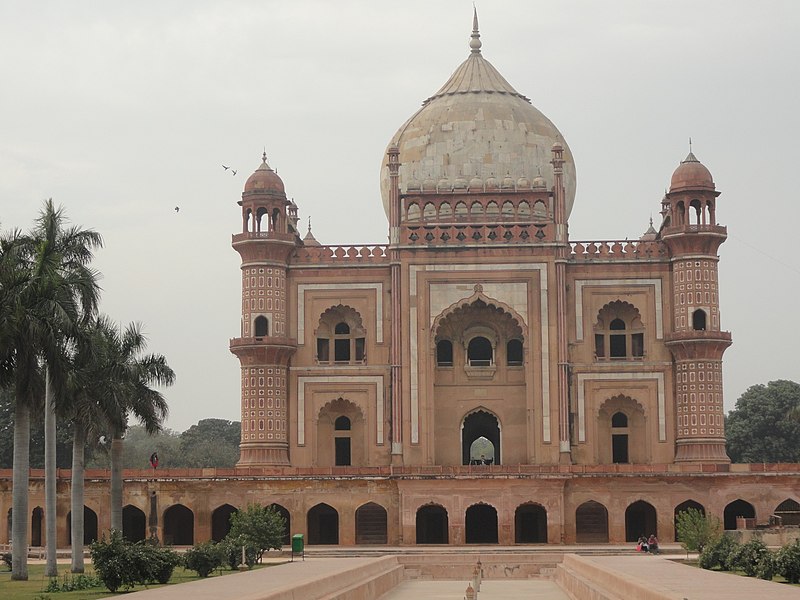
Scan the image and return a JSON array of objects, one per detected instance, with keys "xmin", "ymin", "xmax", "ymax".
[
  {"xmin": 102, "ymin": 321, "xmax": 174, "ymax": 533},
  {"xmin": 63, "ymin": 316, "xmax": 118, "ymax": 573},
  {"xmin": 0, "ymin": 201, "xmax": 101, "ymax": 580}
]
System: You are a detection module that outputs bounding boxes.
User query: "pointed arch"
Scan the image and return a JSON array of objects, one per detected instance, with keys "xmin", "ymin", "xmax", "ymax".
[
  {"xmin": 355, "ymin": 502, "xmax": 388, "ymax": 544},
  {"xmin": 674, "ymin": 500, "xmax": 705, "ymax": 541},
  {"xmin": 775, "ymin": 499, "xmax": 800, "ymax": 526},
  {"xmin": 576, "ymin": 501, "xmax": 608, "ymax": 543},
  {"xmin": 462, "ymin": 407, "xmax": 501, "ymax": 465},
  {"xmin": 594, "ymin": 300, "xmax": 645, "ymax": 360},
  {"xmin": 122, "ymin": 505, "xmax": 146, "ymax": 542},
  {"xmin": 515, "ymin": 502, "xmax": 548, "ymax": 543},
  {"xmin": 316, "ymin": 305, "xmax": 366, "ymax": 364},
  {"xmin": 465, "ymin": 503, "xmax": 498, "ymax": 543},
  {"xmin": 318, "ymin": 397, "xmax": 365, "ymax": 467},
  {"xmin": 432, "ymin": 289, "xmax": 528, "ymax": 344},
  {"xmin": 416, "ymin": 504, "xmax": 448, "ymax": 544},
  {"xmin": 163, "ymin": 504, "xmax": 194, "ymax": 545},
  {"xmin": 211, "ymin": 504, "xmax": 238, "ymax": 542},
  {"xmin": 724, "ymin": 499, "xmax": 755, "ymax": 530},
  {"xmin": 307, "ymin": 503, "xmax": 338, "ymax": 545},
  {"xmin": 625, "ymin": 500, "xmax": 657, "ymax": 542}
]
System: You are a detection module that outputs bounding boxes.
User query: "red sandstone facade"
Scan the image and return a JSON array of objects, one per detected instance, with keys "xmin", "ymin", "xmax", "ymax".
[{"xmin": 1, "ymin": 14, "xmax": 798, "ymax": 549}]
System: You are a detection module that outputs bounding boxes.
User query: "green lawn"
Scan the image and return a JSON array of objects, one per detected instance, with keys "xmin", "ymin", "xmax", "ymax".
[{"xmin": 0, "ymin": 564, "xmax": 254, "ymax": 600}]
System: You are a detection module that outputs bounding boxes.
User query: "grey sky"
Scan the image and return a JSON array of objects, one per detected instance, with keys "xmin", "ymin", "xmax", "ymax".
[{"xmin": 1, "ymin": 1, "xmax": 798, "ymax": 433}]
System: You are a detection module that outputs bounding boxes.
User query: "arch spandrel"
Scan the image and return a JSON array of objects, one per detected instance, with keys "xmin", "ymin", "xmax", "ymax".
[
  {"xmin": 432, "ymin": 288, "xmax": 528, "ymax": 345},
  {"xmin": 428, "ymin": 282, "xmax": 530, "ymax": 332}
]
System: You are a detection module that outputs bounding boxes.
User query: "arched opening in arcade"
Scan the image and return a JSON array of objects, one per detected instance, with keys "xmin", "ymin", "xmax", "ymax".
[
  {"xmin": 462, "ymin": 410, "xmax": 500, "ymax": 465},
  {"xmin": 515, "ymin": 503, "xmax": 548, "ymax": 543},
  {"xmin": 775, "ymin": 499, "xmax": 800, "ymax": 526},
  {"xmin": 122, "ymin": 505, "xmax": 146, "ymax": 542},
  {"xmin": 625, "ymin": 500, "xmax": 657, "ymax": 542},
  {"xmin": 416, "ymin": 504, "xmax": 448, "ymax": 544},
  {"xmin": 575, "ymin": 501, "xmax": 609, "ymax": 543},
  {"xmin": 355, "ymin": 502, "xmax": 388, "ymax": 544},
  {"xmin": 163, "ymin": 504, "xmax": 194, "ymax": 545},
  {"xmin": 307, "ymin": 503, "xmax": 338, "ymax": 545},
  {"xmin": 211, "ymin": 504, "xmax": 238, "ymax": 542},
  {"xmin": 31, "ymin": 506, "xmax": 43, "ymax": 546},
  {"xmin": 66, "ymin": 506, "xmax": 99, "ymax": 545},
  {"xmin": 269, "ymin": 503, "xmax": 291, "ymax": 545},
  {"xmin": 724, "ymin": 499, "xmax": 756, "ymax": 530},
  {"xmin": 317, "ymin": 398, "xmax": 365, "ymax": 467},
  {"xmin": 465, "ymin": 503, "xmax": 498, "ymax": 544},
  {"xmin": 674, "ymin": 500, "xmax": 705, "ymax": 542}
]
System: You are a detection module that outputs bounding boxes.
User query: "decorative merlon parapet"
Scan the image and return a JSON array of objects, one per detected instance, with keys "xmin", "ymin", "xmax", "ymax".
[
  {"xmin": 292, "ymin": 245, "xmax": 389, "ymax": 264},
  {"xmin": 570, "ymin": 240, "xmax": 667, "ymax": 260}
]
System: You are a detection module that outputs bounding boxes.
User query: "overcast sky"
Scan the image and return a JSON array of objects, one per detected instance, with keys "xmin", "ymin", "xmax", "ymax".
[{"xmin": 1, "ymin": 1, "xmax": 798, "ymax": 433}]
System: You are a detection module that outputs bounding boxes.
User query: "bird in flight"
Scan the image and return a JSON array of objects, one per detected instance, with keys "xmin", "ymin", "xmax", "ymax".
[
  {"xmin": 174, "ymin": 206, "xmax": 180, "ymax": 213},
  {"xmin": 222, "ymin": 165, "xmax": 230, "ymax": 170},
  {"xmin": 231, "ymin": 170, "xmax": 237, "ymax": 176}
]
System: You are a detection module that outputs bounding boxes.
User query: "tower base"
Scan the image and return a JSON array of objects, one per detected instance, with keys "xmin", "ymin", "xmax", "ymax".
[
  {"xmin": 237, "ymin": 443, "xmax": 290, "ymax": 467},
  {"xmin": 674, "ymin": 438, "xmax": 731, "ymax": 463}
]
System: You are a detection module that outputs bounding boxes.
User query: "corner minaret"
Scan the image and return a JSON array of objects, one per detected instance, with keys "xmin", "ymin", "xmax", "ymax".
[
  {"xmin": 661, "ymin": 151, "xmax": 732, "ymax": 463},
  {"xmin": 230, "ymin": 153, "xmax": 299, "ymax": 466}
]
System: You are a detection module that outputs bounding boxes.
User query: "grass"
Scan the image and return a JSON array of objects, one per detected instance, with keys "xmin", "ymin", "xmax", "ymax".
[{"xmin": 0, "ymin": 563, "xmax": 258, "ymax": 600}]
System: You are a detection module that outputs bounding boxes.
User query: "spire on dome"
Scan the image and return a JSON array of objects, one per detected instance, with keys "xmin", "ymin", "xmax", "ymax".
[{"xmin": 470, "ymin": 7, "xmax": 482, "ymax": 54}]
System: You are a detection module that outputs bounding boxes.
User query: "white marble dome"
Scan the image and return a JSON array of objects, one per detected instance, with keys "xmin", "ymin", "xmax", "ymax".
[{"xmin": 380, "ymin": 14, "xmax": 576, "ymax": 218}]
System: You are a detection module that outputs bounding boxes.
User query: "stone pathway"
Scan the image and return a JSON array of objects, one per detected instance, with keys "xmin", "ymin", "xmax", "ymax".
[{"xmin": 379, "ymin": 579, "xmax": 571, "ymax": 599}]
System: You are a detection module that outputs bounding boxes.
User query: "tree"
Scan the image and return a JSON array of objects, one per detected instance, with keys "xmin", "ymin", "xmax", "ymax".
[
  {"xmin": 102, "ymin": 322, "xmax": 174, "ymax": 532},
  {"xmin": 675, "ymin": 508, "xmax": 722, "ymax": 554},
  {"xmin": 0, "ymin": 201, "xmax": 101, "ymax": 579},
  {"xmin": 225, "ymin": 504, "xmax": 285, "ymax": 563},
  {"xmin": 726, "ymin": 380, "xmax": 800, "ymax": 463},
  {"xmin": 179, "ymin": 419, "xmax": 241, "ymax": 468}
]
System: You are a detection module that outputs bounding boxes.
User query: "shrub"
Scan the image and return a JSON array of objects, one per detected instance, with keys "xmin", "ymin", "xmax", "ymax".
[
  {"xmin": 755, "ymin": 550, "xmax": 777, "ymax": 581},
  {"xmin": 777, "ymin": 539, "xmax": 800, "ymax": 584},
  {"xmin": 675, "ymin": 508, "xmax": 722, "ymax": 554},
  {"xmin": 225, "ymin": 504, "xmax": 284, "ymax": 563},
  {"xmin": 184, "ymin": 541, "xmax": 224, "ymax": 577},
  {"xmin": 698, "ymin": 534, "xmax": 739, "ymax": 571},
  {"xmin": 729, "ymin": 538, "xmax": 770, "ymax": 577},
  {"xmin": 220, "ymin": 534, "xmax": 259, "ymax": 570},
  {"xmin": 90, "ymin": 529, "xmax": 181, "ymax": 591}
]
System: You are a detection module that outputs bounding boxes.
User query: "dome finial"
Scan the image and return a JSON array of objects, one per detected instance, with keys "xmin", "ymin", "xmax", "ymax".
[
  {"xmin": 307, "ymin": 216, "xmax": 312, "ymax": 233},
  {"xmin": 470, "ymin": 6, "xmax": 482, "ymax": 54}
]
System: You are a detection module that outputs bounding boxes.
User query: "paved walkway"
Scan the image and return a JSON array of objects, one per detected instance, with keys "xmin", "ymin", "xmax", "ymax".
[
  {"xmin": 379, "ymin": 579, "xmax": 571, "ymax": 599},
  {"xmin": 588, "ymin": 554, "xmax": 800, "ymax": 599}
]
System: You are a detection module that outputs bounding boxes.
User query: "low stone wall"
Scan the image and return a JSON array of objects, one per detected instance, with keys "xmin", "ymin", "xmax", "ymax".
[
  {"xmin": 727, "ymin": 527, "xmax": 800, "ymax": 547},
  {"xmin": 555, "ymin": 555, "xmax": 681, "ymax": 600}
]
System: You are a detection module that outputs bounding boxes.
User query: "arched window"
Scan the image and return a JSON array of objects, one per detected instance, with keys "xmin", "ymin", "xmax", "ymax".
[
  {"xmin": 594, "ymin": 301, "xmax": 645, "ymax": 361},
  {"xmin": 439, "ymin": 202, "xmax": 452, "ymax": 218},
  {"xmin": 436, "ymin": 340, "xmax": 453, "ymax": 366},
  {"xmin": 407, "ymin": 203, "xmax": 421, "ymax": 221},
  {"xmin": 254, "ymin": 315, "xmax": 268, "ymax": 337},
  {"xmin": 316, "ymin": 306, "xmax": 366, "ymax": 365},
  {"xmin": 423, "ymin": 203, "xmax": 436, "ymax": 220},
  {"xmin": 692, "ymin": 309, "xmax": 707, "ymax": 331},
  {"xmin": 334, "ymin": 415, "xmax": 351, "ymax": 466},
  {"xmin": 611, "ymin": 411, "xmax": 629, "ymax": 463},
  {"xmin": 506, "ymin": 339, "xmax": 523, "ymax": 366},
  {"xmin": 467, "ymin": 336, "xmax": 493, "ymax": 366}
]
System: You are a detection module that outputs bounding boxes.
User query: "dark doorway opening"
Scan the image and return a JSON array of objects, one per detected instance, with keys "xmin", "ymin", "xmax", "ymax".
[
  {"xmin": 163, "ymin": 504, "xmax": 194, "ymax": 545},
  {"xmin": 66, "ymin": 506, "xmax": 99, "ymax": 546},
  {"xmin": 724, "ymin": 499, "xmax": 755, "ymax": 530},
  {"xmin": 122, "ymin": 505, "xmax": 146, "ymax": 542},
  {"xmin": 416, "ymin": 505, "xmax": 448, "ymax": 544},
  {"xmin": 270, "ymin": 503, "xmax": 291, "ymax": 545},
  {"xmin": 211, "ymin": 504, "xmax": 238, "ymax": 542},
  {"xmin": 625, "ymin": 501, "xmax": 657, "ymax": 542},
  {"xmin": 515, "ymin": 503, "xmax": 547, "ymax": 543},
  {"xmin": 462, "ymin": 410, "xmax": 500, "ymax": 465},
  {"xmin": 465, "ymin": 504, "xmax": 498, "ymax": 544},
  {"xmin": 31, "ymin": 507, "xmax": 43, "ymax": 546},
  {"xmin": 307, "ymin": 503, "xmax": 339, "ymax": 545},
  {"xmin": 355, "ymin": 502, "xmax": 388, "ymax": 544},
  {"xmin": 576, "ymin": 501, "xmax": 608, "ymax": 543}
]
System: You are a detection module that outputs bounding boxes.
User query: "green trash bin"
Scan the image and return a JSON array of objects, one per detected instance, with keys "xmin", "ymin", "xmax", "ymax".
[{"xmin": 291, "ymin": 533, "xmax": 304, "ymax": 561}]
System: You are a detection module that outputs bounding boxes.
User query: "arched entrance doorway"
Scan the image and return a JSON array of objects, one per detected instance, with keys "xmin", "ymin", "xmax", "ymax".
[
  {"xmin": 31, "ymin": 507, "xmax": 43, "ymax": 546},
  {"xmin": 416, "ymin": 504, "xmax": 448, "ymax": 544},
  {"xmin": 625, "ymin": 500, "xmax": 656, "ymax": 542},
  {"xmin": 163, "ymin": 504, "xmax": 194, "ymax": 545},
  {"xmin": 724, "ymin": 499, "xmax": 755, "ymax": 530},
  {"xmin": 576, "ymin": 501, "xmax": 608, "ymax": 543},
  {"xmin": 211, "ymin": 504, "xmax": 238, "ymax": 542},
  {"xmin": 66, "ymin": 506, "xmax": 99, "ymax": 546},
  {"xmin": 462, "ymin": 410, "xmax": 500, "ymax": 465},
  {"xmin": 307, "ymin": 503, "xmax": 338, "ymax": 545},
  {"xmin": 515, "ymin": 503, "xmax": 547, "ymax": 543},
  {"xmin": 122, "ymin": 505, "xmax": 146, "ymax": 542},
  {"xmin": 465, "ymin": 504, "xmax": 498, "ymax": 544},
  {"xmin": 355, "ymin": 502, "xmax": 387, "ymax": 544},
  {"xmin": 674, "ymin": 500, "xmax": 705, "ymax": 542},
  {"xmin": 269, "ymin": 503, "xmax": 291, "ymax": 545},
  {"xmin": 775, "ymin": 499, "xmax": 800, "ymax": 526}
]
